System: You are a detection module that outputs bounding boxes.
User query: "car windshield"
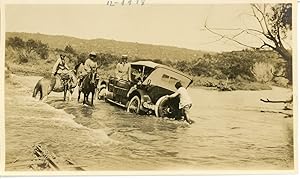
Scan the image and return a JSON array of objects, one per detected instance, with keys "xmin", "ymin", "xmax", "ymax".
[
  {"xmin": 131, "ymin": 65, "xmax": 155, "ymax": 83},
  {"xmin": 144, "ymin": 67, "xmax": 192, "ymax": 92}
]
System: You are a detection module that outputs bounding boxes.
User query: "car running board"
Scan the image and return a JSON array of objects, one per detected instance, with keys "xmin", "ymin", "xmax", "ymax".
[{"xmin": 106, "ymin": 98, "xmax": 126, "ymax": 108}]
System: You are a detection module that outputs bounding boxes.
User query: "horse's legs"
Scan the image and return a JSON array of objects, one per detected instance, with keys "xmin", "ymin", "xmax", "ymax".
[
  {"xmin": 68, "ymin": 90, "xmax": 72, "ymax": 101},
  {"xmin": 63, "ymin": 85, "xmax": 67, "ymax": 101},
  {"xmin": 83, "ymin": 93, "xmax": 87, "ymax": 105},
  {"xmin": 78, "ymin": 89, "xmax": 81, "ymax": 102},
  {"xmin": 91, "ymin": 91, "xmax": 94, "ymax": 106}
]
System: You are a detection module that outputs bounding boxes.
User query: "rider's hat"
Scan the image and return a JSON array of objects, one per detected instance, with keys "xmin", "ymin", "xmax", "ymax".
[
  {"xmin": 121, "ymin": 54, "xmax": 128, "ymax": 59},
  {"xmin": 60, "ymin": 53, "xmax": 66, "ymax": 58},
  {"xmin": 89, "ymin": 52, "xmax": 97, "ymax": 57}
]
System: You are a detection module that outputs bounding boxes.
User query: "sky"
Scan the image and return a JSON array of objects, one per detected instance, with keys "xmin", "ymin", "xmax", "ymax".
[{"xmin": 5, "ymin": 2, "xmax": 277, "ymax": 52}]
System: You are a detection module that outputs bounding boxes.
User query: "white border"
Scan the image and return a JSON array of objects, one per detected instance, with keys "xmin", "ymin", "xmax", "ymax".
[{"xmin": 0, "ymin": 0, "xmax": 298, "ymax": 176}]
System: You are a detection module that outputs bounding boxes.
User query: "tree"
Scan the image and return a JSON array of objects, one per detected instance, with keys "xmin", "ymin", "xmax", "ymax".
[
  {"xmin": 65, "ymin": 45, "xmax": 77, "ymax": 55},
  {"xmin": 25, "ymin": 39, "xmax": 49, "ymax": 59},
  {"xmin": 6, "ymin": 37, "xmax": 25, "ymax": 49},
  {"xmin": 205, "ymin": 3, "xmax": 293, "ymax": 84}
]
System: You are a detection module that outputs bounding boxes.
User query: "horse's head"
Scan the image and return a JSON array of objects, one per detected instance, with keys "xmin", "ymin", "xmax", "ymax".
[{"xmin": 89, "ymin": 70, "xmax": 98, "ymax": 87}]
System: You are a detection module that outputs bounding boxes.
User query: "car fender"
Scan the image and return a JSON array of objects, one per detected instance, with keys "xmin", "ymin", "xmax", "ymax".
[{"xmin": 127, "ymin": 89, "xmax": 152, "ymax": 111}]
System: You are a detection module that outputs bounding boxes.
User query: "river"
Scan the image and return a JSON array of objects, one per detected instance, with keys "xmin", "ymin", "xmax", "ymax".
[{"xmin": 5, "ymin": 75, "xmax": 294, "ymax": 171}]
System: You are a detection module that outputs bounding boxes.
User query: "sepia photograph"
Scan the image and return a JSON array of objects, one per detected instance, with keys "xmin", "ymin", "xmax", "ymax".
[{"xmin": 1, "ymin": 0, "xmax": 297, "ymax": 175}]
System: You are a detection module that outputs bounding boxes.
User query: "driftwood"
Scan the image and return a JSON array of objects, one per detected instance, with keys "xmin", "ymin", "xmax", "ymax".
[
  {"xmin": 260, "ymin": 98, "xmax": 293, "ymax": 103},
  {"xmin": 261, "ymin": 110, "xmax": 293, "ymax": 118},
  {"xmin": 260, "ymin": 96, "xmax": 293, "ymax": 111},
  {"xmin": 260, "ymin": 95, "xmax": 293, "ymax": 104},
  {"xmin": 6, "ymin": 144, "xmax": 86, "ymax": 171},
  {"xmin": 33, "ymin": 144, "xmax": 60, "ymax": 170}
]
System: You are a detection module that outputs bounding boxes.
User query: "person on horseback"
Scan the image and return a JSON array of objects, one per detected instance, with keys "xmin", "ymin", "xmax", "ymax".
[
  {"xmin": 51, "ymin": 53, "xmax": 70, "ymax": 80},
  {"xmin": 49, "ymin": 53, "xmax": 71, "ymax": 92},
  {"xmin": 78, "ymin": 52, "xmax": 98, "ymax": 90}
]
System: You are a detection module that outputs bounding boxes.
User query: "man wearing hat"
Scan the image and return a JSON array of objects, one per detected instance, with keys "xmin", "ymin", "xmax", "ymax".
[
  {"xmin": 51, "ymin": 53, "xmax": 70, "ymax": 79},
  {"xmin": 50, "ymin": 53, "xmax": 71, "ymax": 92},
  {"xmin": 84, "ymin": 52, "xmax": 98, "ymax": 74},
  {"xmin": 78, "ymin": 52, "xmax": 98, "ymax": 89},
  {"xmin": 115, "ymin": 54, "xmax": 131, "ymax": 81}
]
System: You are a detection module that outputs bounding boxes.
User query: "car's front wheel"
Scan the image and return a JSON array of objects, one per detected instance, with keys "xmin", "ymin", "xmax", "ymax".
[{"xmin": 127, "ymin": 96, "xmax": 141, "ymax": 114}]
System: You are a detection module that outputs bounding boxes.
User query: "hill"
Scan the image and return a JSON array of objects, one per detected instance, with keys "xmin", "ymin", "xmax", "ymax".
[{"xmin": 6, "ymin": 32, "xmax": 208, "ymax": 61}]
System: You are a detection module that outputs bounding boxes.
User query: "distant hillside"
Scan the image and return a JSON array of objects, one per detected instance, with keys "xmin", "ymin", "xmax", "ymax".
[{"xmin": 6, "ymin": 32, "xmax": 208, "ymax": 61}]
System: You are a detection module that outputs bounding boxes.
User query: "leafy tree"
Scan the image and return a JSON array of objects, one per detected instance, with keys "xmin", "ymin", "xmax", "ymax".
[
  {"xmin": 205, "ymin": 3, "xmax": 293, "ymax": 84},
  {"xmin": 6, "ymin": 37, "xmax": 25, "ymax": 49}
]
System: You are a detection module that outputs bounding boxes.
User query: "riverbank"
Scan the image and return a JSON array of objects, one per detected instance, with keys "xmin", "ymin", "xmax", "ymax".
[{"xmin": 5, "ymin": 61, "xmax": 281, "ymax": 91}]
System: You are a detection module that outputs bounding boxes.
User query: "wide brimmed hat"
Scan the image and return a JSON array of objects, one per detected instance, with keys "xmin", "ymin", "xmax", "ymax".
[
  {"xmin": 121, "ymin": 55, "xmax": 128, "ymax": 59},
  {"xmin": 89, "ymin": 52, "xmax": 97, "ymax": 57}
]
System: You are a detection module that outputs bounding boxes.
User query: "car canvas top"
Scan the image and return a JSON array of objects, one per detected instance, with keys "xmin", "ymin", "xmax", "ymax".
[{"xmin": 130, "ymin": 61, "xmax": 193, "ymax": 82}]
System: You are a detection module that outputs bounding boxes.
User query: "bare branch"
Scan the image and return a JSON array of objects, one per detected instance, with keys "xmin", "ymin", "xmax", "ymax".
[
  {"xmin": 204, "ymin": 24, "xmax": 257, "ymax": 49},
  {"xmin": 251, "ymin": 5, "xmax": 266, "ymax": 34},
  {"xmin": 198, "ymin": 37, "xmax": 225, "ymax": 46},
  {"xmin": 252, "ymin": 4, "xmax": 271, "ymax": 34}
]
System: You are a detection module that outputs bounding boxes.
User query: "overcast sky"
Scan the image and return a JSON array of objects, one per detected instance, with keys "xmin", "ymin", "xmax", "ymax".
[{"xmin": 5, "ymin": 3, "xmax": 273, "ymax": 52}]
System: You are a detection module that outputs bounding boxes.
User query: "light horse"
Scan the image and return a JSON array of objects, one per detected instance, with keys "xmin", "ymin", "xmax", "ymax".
[
  {"xmin": 78, "ymin": 70, "xmax": 98, "ymax": 106},
  {"xmin": 32, "ymin": 70, "xmax": 77, "ymax": 101}
]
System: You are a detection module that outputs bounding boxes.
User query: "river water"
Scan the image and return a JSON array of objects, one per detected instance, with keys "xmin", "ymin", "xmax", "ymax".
[{"xmin": 5, "ymin": 75, "xmax": 294, "ymax": 171}]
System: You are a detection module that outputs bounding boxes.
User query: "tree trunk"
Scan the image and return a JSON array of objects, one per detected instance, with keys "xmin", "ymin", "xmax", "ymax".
[{"xmin": 275, "ymin": 46, "xmax": 292, "ymax": 85}]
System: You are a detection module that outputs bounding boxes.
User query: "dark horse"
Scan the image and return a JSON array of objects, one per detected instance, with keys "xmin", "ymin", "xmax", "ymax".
[{"xmin": 78, "ymin": 71, "xmax": 98, "ymax": 106}]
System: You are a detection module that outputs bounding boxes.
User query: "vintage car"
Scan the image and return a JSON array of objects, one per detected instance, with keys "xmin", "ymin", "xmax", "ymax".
[{"xmin": 98, "ymin": 61, "xmax": 193, "ymax": 118}]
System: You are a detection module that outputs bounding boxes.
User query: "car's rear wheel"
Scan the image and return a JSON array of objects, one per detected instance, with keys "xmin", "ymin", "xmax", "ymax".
[
  {"xmin": 127, "ymin": 96, "xmax": 141, "ymax": 114},
  {"xmin": 155, "ymin": 96, "xmax": 173, "ymax": 118}
]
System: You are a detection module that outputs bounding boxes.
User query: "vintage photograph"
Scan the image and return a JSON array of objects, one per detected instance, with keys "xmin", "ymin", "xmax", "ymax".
[{"xmin": 2, "ymin": 0, "xmax": 296, "ymax": 174}]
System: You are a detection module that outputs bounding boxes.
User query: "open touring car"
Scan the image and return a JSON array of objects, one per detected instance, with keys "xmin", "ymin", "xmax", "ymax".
[{"xmin": 98, "ymin": 61, "xmax": 193, "ymax": 119}]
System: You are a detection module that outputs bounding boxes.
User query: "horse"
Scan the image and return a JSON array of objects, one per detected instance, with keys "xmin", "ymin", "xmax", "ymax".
[
  {"xmin": 78, "ymin": 71, "xmax": 98, "ymax": 106},
  {"xmin": 32, "ymin": 70, "xmax": 77, "ymax": 101}
]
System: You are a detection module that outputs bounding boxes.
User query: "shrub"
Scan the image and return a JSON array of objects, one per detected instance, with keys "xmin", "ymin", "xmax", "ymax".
[{"xmin": 251, "ymin": 62, "xmax": 274, "ymax": 83}]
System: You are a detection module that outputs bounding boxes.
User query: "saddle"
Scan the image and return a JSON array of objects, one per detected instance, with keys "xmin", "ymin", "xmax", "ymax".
[{"xmin": 53, "ymin": 74, "xmax": 71, "ymax": 91}]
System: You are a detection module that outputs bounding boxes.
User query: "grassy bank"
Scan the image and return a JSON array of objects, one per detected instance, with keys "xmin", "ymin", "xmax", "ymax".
[
  {"xmin": 6, "ymin": 60, "xmax": 274, "ymax": 91},
  {"xmin": 5, "ymin": 33, "xmax": 290, "ymax": 91}
]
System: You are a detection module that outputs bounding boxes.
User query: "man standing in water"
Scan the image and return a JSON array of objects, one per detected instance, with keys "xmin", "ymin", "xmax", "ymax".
[{"xmin": 167, "ymin": 81, "xmax": 194, "ymax": 124}]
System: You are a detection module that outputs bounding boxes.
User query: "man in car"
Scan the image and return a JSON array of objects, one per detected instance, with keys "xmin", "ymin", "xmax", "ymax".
[
  {"xmin": 167, "ymin": 81, "xmax": 194, "ymax": 124},
  {"xmin": 115, "ymin": 55, "xmax": 131, "ymax": 81}
]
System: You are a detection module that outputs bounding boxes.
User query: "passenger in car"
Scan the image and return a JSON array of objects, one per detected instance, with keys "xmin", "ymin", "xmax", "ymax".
[
  {"xmin": 167, "ymin": 81, "xmax": 194, "ymax": 124},
  {"xmin": 115, "ymin": 55, "xmax": 131, "ymax": 81}
]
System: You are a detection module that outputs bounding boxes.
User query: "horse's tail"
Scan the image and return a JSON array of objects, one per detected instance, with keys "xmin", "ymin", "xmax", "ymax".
[{"xmin": 32, "ymin": 79, "xmax": 42, "ymax": 99}]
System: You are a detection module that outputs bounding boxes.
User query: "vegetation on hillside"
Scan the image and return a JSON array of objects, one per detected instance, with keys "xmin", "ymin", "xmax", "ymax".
[{"xmin": 5, "ymin": 33, "xmax": 290, "ymax": 91}]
